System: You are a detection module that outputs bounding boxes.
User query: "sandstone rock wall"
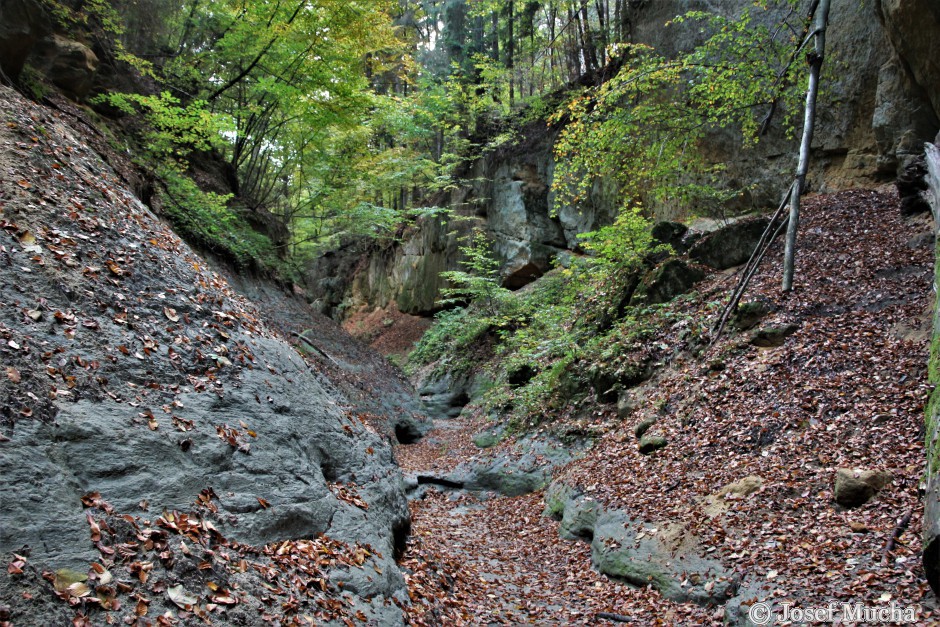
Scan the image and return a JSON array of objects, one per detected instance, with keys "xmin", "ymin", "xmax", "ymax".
[{"xmin": 308, "ymin": 0, "xmax": 940, "ymax": 319}]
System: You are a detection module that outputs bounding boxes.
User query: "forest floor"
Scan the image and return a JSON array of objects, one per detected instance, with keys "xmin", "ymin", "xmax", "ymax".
[{"xmin": 388, "ymin": 189, "xmax": 940, "ymax": 625}]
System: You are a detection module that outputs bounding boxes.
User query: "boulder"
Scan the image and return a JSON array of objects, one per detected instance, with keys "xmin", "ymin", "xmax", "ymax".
[
  {"xmin": 543, "ymin": 480, "xmax": 578, "ymax": 519},
  {"xmin": 638, "ymin": 434, "xmax": 668, "ymax": 455},
  {"xmin": 834, "ymin": 468, "xmax": 893, "ymax": 507},
  {"xmin": 688, "ymin": 217, "xmax": 770, "ymax": 270},
  {"xmin": 544, "ymin": 480, "xmax": 606, "ymax": 540},
  {"xmin": 456, "ymin": 434, "xmax": 589, "ymax": 497},
  {"xmin": 27, "ymin": 34, "xmax": 99, "ymax": 98},
  {"xmin": 630, "ymin": 259, "xmax": 705, "ymax": 306},
  {"xmin": 559, "ymin": 494, "xmax": 602, "ymax": 541},
  {"xmin": 591, "ymin": 512, "xmax": 738, "ymax": 605},
  {"xmin": 546, "ymin": 483, "xmax": 737, "ymax": 604}
]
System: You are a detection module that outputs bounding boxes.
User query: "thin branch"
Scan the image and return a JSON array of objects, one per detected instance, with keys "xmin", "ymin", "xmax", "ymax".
[
  {"xmin": 710, "ymin": 185, "xmax": 793, "ymax": 344},
  {"xmin": 883, "ymin": 510, "xmax": 913, "ymax": 566}
]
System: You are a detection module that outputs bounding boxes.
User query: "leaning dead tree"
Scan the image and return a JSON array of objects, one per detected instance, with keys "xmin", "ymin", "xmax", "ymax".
[
  {"xmin": 712, "ymin": 0, "xmax": 831, "ymax": 342},
  {"xmin": 782, "ymin": 0, "xmax": 831, "ymax": 292}
]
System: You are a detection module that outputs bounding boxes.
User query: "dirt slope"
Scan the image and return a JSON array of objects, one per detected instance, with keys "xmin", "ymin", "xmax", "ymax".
[
  {"xmin": 397, "ymin": 189, "xmax": 940, "ymax": 625},
  {"xmin": 0, "ymin": 84, "xmax": 417, "ymax": 625}
]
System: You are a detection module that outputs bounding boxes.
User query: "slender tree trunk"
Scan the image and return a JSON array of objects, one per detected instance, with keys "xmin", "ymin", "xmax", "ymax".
[
  {"xmin": 507, "ymin": 0, "xmax": 515, "ymax": 105},
  {"xmin": 782, "ymin": 0, "xmax": 830, "ymax": 292},
  {"xmin": 491, "ymin": 10, "xmax": 500, "ymax": 63},
  {"xmin": 595, "ymin": 0, "xmax": 607, "ymax": 66},
  {"xmin": 614, "ymin": 0, "xmax": 621, "ymax": 41},
  {"xmin": 567, "ymin": 6, "xmax": 579, "ymax": 79},
  {"xmin": 579, "ymin": 0, "xmax": 597, "ymax": 73},
  {"xmin": 549, "ymin": 4, "xmax": 557, "ymax": 86}
]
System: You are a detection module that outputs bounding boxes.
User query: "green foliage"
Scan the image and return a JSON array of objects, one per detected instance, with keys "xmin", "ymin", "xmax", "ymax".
[
  {"xmin": 579, "ymin": 206, "xmax": 666, "ymax": 271},
  {"xmin": 93, "ymin": 92, "xmax": 226, "ymax": 163},
  {"xmin": 439, "ymin": 229, "xmax": 513, "ymax": 318},
  {"xmin": 156, "ymin": 165, "xmax": 286, "ymax": 275},
  {"xmin": 88, "ymin": 90, "xmax": 287, "ymax": 275},
  {"xmin": 407, "ymin": 307, "xmax": 492, "ymax": 376},
  {"xmin": 410, "ymin": 209, "xmax": 688, "ymax": 428},
  {"xmin": 552, "ymin": 3, "xmax": 807, "ymax": 217}
]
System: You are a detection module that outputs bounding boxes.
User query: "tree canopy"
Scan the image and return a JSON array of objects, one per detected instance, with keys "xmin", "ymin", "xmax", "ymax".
[{"xmin": 40, "ymin": 0, "xmax": 813, "ymax": 280}]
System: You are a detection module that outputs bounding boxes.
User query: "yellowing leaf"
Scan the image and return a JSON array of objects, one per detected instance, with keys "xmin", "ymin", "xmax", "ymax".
[{"xmin": 53, "ymin": 569, "xmax": 88, "ymax": 593}]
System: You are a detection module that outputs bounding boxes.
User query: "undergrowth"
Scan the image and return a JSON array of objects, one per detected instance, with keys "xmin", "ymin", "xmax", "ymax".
[
  {"xmin": 407, "ymin": 212, "xmax": 714, "ymax": 432},
  {"xmin": 93, "ymin": 91, "xmax": 293, "ymax": 279}
]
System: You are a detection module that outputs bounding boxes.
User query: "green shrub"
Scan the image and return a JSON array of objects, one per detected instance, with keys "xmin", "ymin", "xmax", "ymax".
[{"xmin": 157, "ymin": 166, "xmax": 285, "ymax": 275}]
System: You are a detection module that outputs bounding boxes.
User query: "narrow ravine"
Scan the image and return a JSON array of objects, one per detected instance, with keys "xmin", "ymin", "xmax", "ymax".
[
  {"xmin": 382, "ymin": 189, "xmax": 940, "ymax": 626},
  {"xmin": 396, "ymin": 418, "xmax": 718, "ymax": 625}
]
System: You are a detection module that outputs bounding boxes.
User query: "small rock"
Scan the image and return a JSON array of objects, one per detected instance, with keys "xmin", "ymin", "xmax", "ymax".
[
  {"xmin": 559, "ymin": 495, "xmax": 602, "ymax": 541},
  {"xmin": 638, "ymin": 435, "xmax": 668, "ymax": 454},
  {"xmin": 750, "ymin": 323, "xmax": 799, "ymax": 348},
  {"xmin": 634, "ymin": 417, "xmax": 658, "ymax": 439},
  {"xmin": 834, "ymin": 468, "xmax": 893, "ymax": 508}
]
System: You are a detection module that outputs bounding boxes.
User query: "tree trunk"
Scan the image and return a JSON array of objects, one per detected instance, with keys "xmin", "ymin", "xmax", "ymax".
[
  {"xmin": 507, "ymin": 0, "xmax": 515, "ymax": 105},
  {"xmin": 491, "ymin": 10, "xmax": 500, "ymax": 63},
  {"xmin": 922, "ymin": 142, "xmax": 940, "ymax": 596},
  {"xmin": 782, "ymin": 0, "xmax": 830, "ymax": 292},
  {"xmin": 579, "ymin": 0, "xmax": 598, "ymax": 73}
]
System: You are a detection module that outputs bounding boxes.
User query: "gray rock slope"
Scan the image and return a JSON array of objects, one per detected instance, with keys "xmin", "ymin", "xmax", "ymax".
[{"xmin": 0, "ymin": 85, "xmax": 410, "ymax": 624}]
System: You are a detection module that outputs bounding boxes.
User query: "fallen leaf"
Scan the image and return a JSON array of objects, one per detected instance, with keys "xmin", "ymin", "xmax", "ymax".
[
  {"xmin": 6, "ymin": 367, "xmax": 20, "ymax": 383},
  {"xmin": 53, "ymin": 569, "xmax": 88, "ymax": 593},
  {"xmin": 167, "ymin": 584, "xmax": 198, "ymax": 608},
  {"xmin": 67, "ymin": 581, "xmax": 91, "ymax": 598}
]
